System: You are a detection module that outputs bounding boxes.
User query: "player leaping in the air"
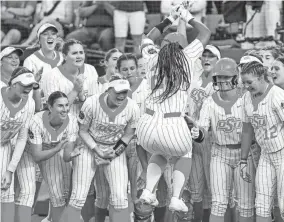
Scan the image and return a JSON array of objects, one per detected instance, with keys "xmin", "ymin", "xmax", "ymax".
[{"xmin": 136, "ymin": 2, "xmax": 211, "ymax": 213}]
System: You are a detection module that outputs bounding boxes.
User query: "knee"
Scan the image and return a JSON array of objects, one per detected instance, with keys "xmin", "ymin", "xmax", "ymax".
[
  {"xmin": 255, "ymin": 194, "xmax": 273, "ymax": 218},
  {"xmin": 110, "ymin": 192, "xmax": 128, "ymax": 209},
  {"xmin": 7, "ymin": 29, "xmax": 21, "ymax": 39},
  {"xmin": 211, "ymin": 198, "xmax": 228, "ymax": 217},
  {"xmin": 238, "ymin": 207, "xmax": 255, "ymax": 218},
  {"xmin": 95, "ymin": 194, "xmax": 109, "ymax": 209}
]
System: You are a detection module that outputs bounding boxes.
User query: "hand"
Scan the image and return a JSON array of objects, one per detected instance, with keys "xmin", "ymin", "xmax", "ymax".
[
  {"xmin": 184, "ymin": 115, "xmax": 197, "ymax": 130},
  {"xmin": 55, "ymin": 139, "xmax": 69, "ymax": 151},
  {"xmin": 191, "ymin": 127, "xmax": 200, "ymax": 139},
  {"xmin": 98, "ymin": 149, "xmax": 116, "ymax": 160},
  {"xmin": 181, "ymin": 0, "xmax": 196, "ymax": 10},
  {"xmin": 70, "ymin": 148, "xmax": 81, "ymax": 159},
  {"xmin": 170, "ymin": 4, "xmax": 182, "ymax": 20},
  {"xmin": 1, "ymin": 11, "xmax": 15, "ymax": 20},
  {"xmin": 179, "ymin": 6, "xmax": 194, "ymax": 23},
  {"xmin": 240, "ymin": 160, "xmax": 251, "ymax": 183},
  {"xmin": 73, "ymin": 75, "xmax": 84, "ymax": 92},
  {"xmin": 94, "ymin": 155, "xmax": 111, "ymax": 165},
  {"xmin": 1, "ymin": 171, "xmax": 13, "ymax": 190},
  {"xmin": 138, "ymin": 170, "xmax": 147, "ymax": 184},
  {"xmin": 34, "ymin": 67, "xmax": 43, "ymax": 82}
]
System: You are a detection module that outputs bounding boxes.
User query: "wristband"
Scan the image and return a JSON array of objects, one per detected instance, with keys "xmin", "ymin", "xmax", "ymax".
[
  {"xmin": 154, "ymin": 18, "xmax": 172, "ymax": 34},
  {"xmin": 193, "ymin": 129, "xmax": 204, "ymax": 143},
  {"xmin": 113, "ymin": 139, "xmax": 128, "ymax": 156}
]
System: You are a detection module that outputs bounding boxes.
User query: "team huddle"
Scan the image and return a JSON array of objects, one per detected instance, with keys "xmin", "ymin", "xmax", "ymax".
[{"xmin": 1, "ymin": 2, "xmax": 284, "ymax": 222}]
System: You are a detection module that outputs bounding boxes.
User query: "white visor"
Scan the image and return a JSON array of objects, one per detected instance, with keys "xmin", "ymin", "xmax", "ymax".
[
  {"xmin": 11, "ymin": 73, "xmax": 38, "ymax": 86},
  {"xmin": 204, "ymin": 45, "xmax": 221, "ymax": 60},
  {"xmin": 37, "ymin": 23, "xmax": 58, "ymax": 38},
  {"xmin": 108, "ymin": 79, "xmax": 131, "ymax": 92},
  {"xmin": 239, "ymin": 55, "xmax": 262, "ymax": 65}
]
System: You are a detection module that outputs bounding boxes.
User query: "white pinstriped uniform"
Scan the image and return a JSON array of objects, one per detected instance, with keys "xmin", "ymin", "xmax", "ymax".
[
  {"xmin": 136, "ymin": 39, "xmax": 204, "ymax": 157},
  {"xmin": 78, "ymin": 93, "xmax": 140, "ymax": 209},
  {"xmin": 186, "ymin": 69, "xmax": 215, "ymax": 204},
  {"xmin": 42, "ymin": 64, "xmax": 99, "ymax": 116},
  {"xmin": 28, "ymin": 111, "xmax": 78, "ymax": 207},
  {"xmin": 242, "ymin": 84, "xmax": 284, "ymax": 218},
  {"xmin": 197, "ymin": 92, "xmax": 258, "ymax": 217},
  {"xmin": 0, "ymin": 86, "xmax": 35, "ymax": 203}
]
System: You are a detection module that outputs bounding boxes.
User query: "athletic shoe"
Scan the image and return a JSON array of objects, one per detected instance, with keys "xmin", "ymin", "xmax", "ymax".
[
  {"xmin": 41, "ymin": 217, "xmax": 52, "ymax": 222},
  {"xmin": 139, "ymin": 189, "xmax": 158, "ymax": 206},
  {"xmin": 169, "ymin": 197, "xmax": 188, "ymax": 212}
]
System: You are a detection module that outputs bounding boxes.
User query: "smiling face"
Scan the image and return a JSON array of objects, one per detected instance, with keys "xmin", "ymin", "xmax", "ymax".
[
  {"xmin": 64, "ymin": 43, "xmax": 85, "ymax": 68},
  {"xmin": 1, "ymin": 52, "xmax": 20, "ymax": 74},
  {"xmin": 119, "ymin": 59, "xmax": 138, "ymax": 81},
  {"xmin": 259, "ymin": 50, "xmax": 275, "ymax": 68},
  {"xmin": 106, "ymin": 51, "xmax": 123, "ymax": 74},
  {"xmin": 49, "ymin": 97, "xmax": 69, "ymax": 121},
  {"xmin": 201, "ymin": 50, "xmax": 218, "ymax": 73},
  {"xmin": 241, "ymin": 73, "xmax": 266, "ymax": 96},
  {"xmin": 271, "ymin": 60, "xmax": 284, "ymax": 89},
  {"xmin": 39, "ymin": 28, "xmax": 58, "ymax": 51},
  {"xmin": 137, "ymin": 57, "xmax": 146, "ymax": 78},
  {"xmin": 107, "ymin": 88, "xmax": 128, "ymax": 107}
]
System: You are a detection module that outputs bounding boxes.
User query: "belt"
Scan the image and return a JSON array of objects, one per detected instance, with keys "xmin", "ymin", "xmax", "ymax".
[
  {"xmin": 216, "ymin": 143, "xmax": 241, "ymax": 149},
  {"xmin": 145, "ymin": 108, "xmax": 182, "ymax": 118}
]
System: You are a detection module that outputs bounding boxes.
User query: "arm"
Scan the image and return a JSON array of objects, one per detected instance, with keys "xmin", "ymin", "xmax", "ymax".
[
  {"xmin": 7, "ymin": 4, "xmax": 35, "ymax": 17},
  {"xmin": 7, "ymin": 127, "xmax": 28, "ymax": 173},
  {"xmin": 188, "ymin": 19, "xmax": 211, "ymax": 47},
  {"xmin": 240, "ymin": 122, "xmax": 254, "ymax": 161},
  {"xmin": 177, "ymin": 17, "xmax": 188, "ymax": 44},
  {"xmin": 33, "ymin": 88, "xmax": 42, "ymax": 112}
]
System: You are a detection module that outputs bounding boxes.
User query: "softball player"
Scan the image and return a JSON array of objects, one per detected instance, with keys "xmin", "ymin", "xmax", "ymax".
[
  {"xmin": 42, "ymin": 39, "xmax": 99, "ymax": 222},
  {"xmin": 1, "ymin": 67, "xmax": 36, "ymax": 222},
  {"xmin": 29, "ymin": 91, "xmax": 79, "ymax": 222},
  {"xmin": 78, "ymin": 76, "xmax": 140, "ymax": 222},
  {"xmin": 194, "ymin": 58, "xmax": 258, "ymax": 222},
  {"xmin": 271, "ymin": 56, "xmax": 284, "ymax": 90},
  {"xmin": 240, "ymin": 61, "xmax": 284, "ymax": 222},
  {"xmin": 136, "ymin": 4, "xmax": 211, "ymax": 212},
  {"xmin": 186, "ymin": 45, "xmax": 220, "ymax": 222}
]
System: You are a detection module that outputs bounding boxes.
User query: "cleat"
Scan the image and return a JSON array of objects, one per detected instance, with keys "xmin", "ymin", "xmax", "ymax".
[
  {"xmin": 139, "ymin": 189, "xmax": 159, "ymax": 206},
  {"xmin": 169, "ymin": 197, "xmax": 188, "ymax": 212}
]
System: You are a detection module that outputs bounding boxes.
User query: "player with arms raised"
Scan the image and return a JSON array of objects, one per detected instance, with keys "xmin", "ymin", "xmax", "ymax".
[{"xmin": 136, "ymin": 2, "xmax": 211, "ymax": 214}]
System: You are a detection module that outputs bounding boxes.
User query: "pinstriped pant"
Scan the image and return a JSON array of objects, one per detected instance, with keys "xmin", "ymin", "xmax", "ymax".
[
  {"xmin": 136, "ymin": 114, "xmax": 193, "ymax": 157},
  {"xmin": 255, "ymin": 148, "xmax": 284, "ymax": 219},
  {"xmin": 69, "ymin": 146, "xmax": 96, "ymax": 209},
  {"xmin": 210, "ymin": 144, "xmax": 256, "ymax": 217},
  {"xmin": 15, "ymin": 151, "xmax": 36, "ymax": 207},
  {"xmin": 40, "ymin": 150, "xmax": 72, "ymax": 207},
  {"xmin": 0, "ymin": 142, "xmax": 15, "ymax": 203},
  {"xmin": 95, "ymin": 152, "xmax": 129, "ymax": 209}
]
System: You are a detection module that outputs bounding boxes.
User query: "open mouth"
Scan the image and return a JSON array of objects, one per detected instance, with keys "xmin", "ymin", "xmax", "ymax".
[
  {"xmin": 47, "ymin": 39, "xmax": 54, "ymax": 45},
  {"xmin": 60, "ymin": 112, "xmax": 67, "ymax": 118},
  {"xmin": 116, "ymin": 97, "xmax": 125, "ymax": 103}
]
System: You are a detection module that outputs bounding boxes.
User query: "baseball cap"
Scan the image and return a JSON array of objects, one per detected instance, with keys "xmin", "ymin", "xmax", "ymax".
[
  {"xmin": 108, "ymin": 78, "xmax": 131, "ymax": 93},
  {"xmin": 37, "ymin": 23, "xmax": 58, "ymax": 38},
  {"xmin": 8, "ymin": 67, "xmax": 39, "ymax": 87},
  {"xmin": 203, "ymin": 45, "xmax": 221, "ymax": 60},
  {"xmin": 239, "ymin": 55, "xmax": 263, "ymax": 65},
  {"xmin": 0, "ymin": 47, "xmax": 23, "ymax": 60}
]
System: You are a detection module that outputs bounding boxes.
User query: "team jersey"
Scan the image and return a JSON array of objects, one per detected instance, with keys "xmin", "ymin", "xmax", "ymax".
[
  {"xmin": 78, "ymin": 93, "xmax": 140, "ymax": 150},
  {"xmin": 242, "ymin": 84, "xmax": 284, "ymax": 153},
  {"xmin": 1, "ymin": 86, "xmax": 35, "ymax": 144},
  {"xmin": 143, "ymin": 39, "xmax": 204, "ymax": 113},
  {"xmin": 42, "ymin": 64, "xmax": 99, "ymax": 116},
  {"xmin": 28, "ymin": 111, "xmax": 78, "ymax": 150},
  {"xmin": 128, "ymin": 78, "xmax": 150, "ymax": 115},
  {"xmin": 198, "ymin": 92, "xmax": 243, "ymax": 145},
  {"xmin": 187, "ymin": 68, "xmax": 214, "ymax": 121}
]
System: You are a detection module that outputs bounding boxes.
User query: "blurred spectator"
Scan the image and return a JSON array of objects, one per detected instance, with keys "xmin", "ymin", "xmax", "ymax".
[
  {"xmin": 243, "ymin": 1, "xmax": 282, "ymax": 49},
  {"xmin": 161, "ymin": 0, "xmax": 207, "ymax": 24},
  {"xmin": 113, "ymin": 1, "xmax": 146, "ymax": 54},
  {"xmin": 21, "ymin": 0, "xmax": 74, "ymax": 46},
  {"xmin": 66, "ymin": 1, "xmax": 115, "ymax": 51},
  {"xmin": 206, "ymin": 1, "xmax": 223, "ymax": 14},
  {"xmin": 1, "ymin": 1, "xmax": 36, "ymax": 46}
]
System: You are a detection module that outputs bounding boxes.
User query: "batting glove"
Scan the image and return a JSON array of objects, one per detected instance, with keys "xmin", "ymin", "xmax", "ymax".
[
  {"xmin": 191, "ymin": 127, "xmax": 200, "ymax": 139},
  {"xmin": 240, "ymin": 159, "xmax": 252, "ymax": 183},
  {"xmin": 179, "ymin": 6, "xmax": 194, "ymax": 23},
  {"xmin": 169, "ymin": 4, "xmax": 182, "ymax": 22}
]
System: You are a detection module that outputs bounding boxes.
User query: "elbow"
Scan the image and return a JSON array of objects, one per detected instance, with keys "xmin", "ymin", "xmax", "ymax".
[{"xmin": 34, "ymin": 156, "xmax": 42, "ymax": 164}]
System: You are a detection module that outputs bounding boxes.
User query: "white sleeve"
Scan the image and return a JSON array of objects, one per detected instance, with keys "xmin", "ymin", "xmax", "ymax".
[
  {"xmin": 197, "ymin": 97, "xmax": 211, "ymax": 131},
  {"xmin": 272, "ymin": 87, "xmax": 284, "ymax": 122}
]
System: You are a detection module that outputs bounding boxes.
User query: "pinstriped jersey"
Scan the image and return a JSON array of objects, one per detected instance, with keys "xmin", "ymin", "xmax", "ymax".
[
  {"xmin": 143, "ymin": 39, "xmax": 204, "ymax": 113},
  {"xmin": 1, "ymin": 86, "xmax": 35, "ymax": 144},
  {"xmin": 242, "ymin": 84, "xmax": 284, "ymax": 153},
  {"xmin": 198, "ymin": 92, "xmax": 243, "ymax": 145},
  {"xmin": 28, "ymin": 111, "xmax": 78, "ymax": 148},
  {"xmin": 42, "ymin": 64, "xmax": 99, "ymax": 116},
  {"xmin": 78, "ymin": 93, "xmax": 140, "ymax": 149},
  {"xmin": 128, "ymin": 78, "xmax": 150, "ymax": 115}
]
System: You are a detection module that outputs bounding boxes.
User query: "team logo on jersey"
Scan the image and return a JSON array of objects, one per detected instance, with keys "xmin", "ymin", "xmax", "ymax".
[
  {"xmin": 190, "ymin": 88, "xmax": 208, "ymax": 104},
  {"xmin": 79, "ymin": 111, "xmax": 85, "ymax": 120},
  {"xmin": 28, "ymin": 129, "xmax": 34, "ymax": 139},
  {"xmin": 217, "ymin": 117, "xmax": 242, "ymax": 133},
  {"xmin": 248, "ymin": 114, "xmax": 267, "ymax": 129}
]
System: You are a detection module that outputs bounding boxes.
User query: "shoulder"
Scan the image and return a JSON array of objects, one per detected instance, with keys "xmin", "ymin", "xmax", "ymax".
[{"xmin": 31, "ymin": 111, "xmax": 44, "ymax": 125}]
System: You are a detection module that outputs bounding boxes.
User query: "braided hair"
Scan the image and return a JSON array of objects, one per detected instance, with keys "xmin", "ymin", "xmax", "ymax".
[
  {"xmin": 151, "ymin": 42, "xmax": 190, "ymax": 103},
  {"xmin": 240, "ymin": 61, "xmax": 270, "ymax": 83}
]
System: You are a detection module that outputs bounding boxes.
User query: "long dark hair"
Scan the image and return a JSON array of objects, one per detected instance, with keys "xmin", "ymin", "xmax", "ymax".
[
  {"xmin": 46, "ymin": 91, "xmax": 68, "ymax": 109},
  {"xmin": 116, "ymin": 53, "xmax": 138, "ymax": 71},
  {"xmin": 151, "ymin": 42, "xmax": 190, "ymax": 103}
]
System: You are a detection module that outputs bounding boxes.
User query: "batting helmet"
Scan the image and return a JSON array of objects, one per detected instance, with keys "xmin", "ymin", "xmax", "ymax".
[
  {"xmin": 161, "ymin": 32, "xmax": 188, "ymax": 49},
  {"xmin": 212, "ymin": 58, "xmax": 239, "ymax": 91}
]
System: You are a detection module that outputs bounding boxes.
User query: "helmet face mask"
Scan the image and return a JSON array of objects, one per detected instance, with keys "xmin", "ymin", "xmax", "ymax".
[{"xmin": 213, "ymin": 75, "xmax": 238, "ymax": 92}]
